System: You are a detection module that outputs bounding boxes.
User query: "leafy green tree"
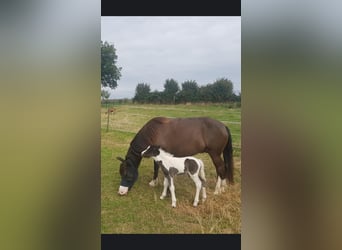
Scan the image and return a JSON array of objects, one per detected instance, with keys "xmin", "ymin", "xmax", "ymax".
[
  {"xmin": 148, "ymin": 90, "xmax": 162, "ymax": 104},
  {"xmin": 101, "ymin": 89, "xmax": 111, "ymax": 107},
  {"xmin": 133, "ymin": 83, "xmax": 151, "ymax": 103},
  {"xmin": 163, "ymin": 78, "xmax": 179, "ymax": 104},
  {"xmin": 211, "ymin": 78, "xmax": 234, "ymax": 102},
  {"xmin": 230, "ymin": 92, "xmax": 241, "ymax": 102},
  {"xmin": 199, "ymin": 84, "xmax": 214, "ymax": 102},
  {"xmin": 101, "ymin": 89, "xmax": 110, "ymax": 101},
  {"xmin": 178, "ymin": 80, "xmax": 199, "ymax": 103},
  {"xmin": 101, "ymin": 41, "xmax": 122, "ymax": 89}
]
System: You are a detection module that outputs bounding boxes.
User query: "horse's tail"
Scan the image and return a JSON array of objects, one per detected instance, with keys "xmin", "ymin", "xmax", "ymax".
[{"xmin": 223, "ymin": 126, "xmax": 234, "ymax": 184}]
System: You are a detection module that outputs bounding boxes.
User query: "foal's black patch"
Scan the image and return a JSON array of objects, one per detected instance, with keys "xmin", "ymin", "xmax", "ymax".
[
  {"xmin": 184, "ymin": 159, "xmax": 198, "ymax": 174},
  {"xmin": 158, "ymin": 161, "xmax": 169, "ymax": 176},
  {"xmin": 169, "ymin": 167, "xmax": 179, "ymax": 177},
  {"xmin": 158, "ymin": 160, "xmax": 179, "ymax": 178}
]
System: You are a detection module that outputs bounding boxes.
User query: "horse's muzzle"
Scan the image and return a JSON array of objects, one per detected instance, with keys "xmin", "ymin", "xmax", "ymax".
[{"xmin": 118, "ymin": 185, "xmax": 129, "ymax": 195}]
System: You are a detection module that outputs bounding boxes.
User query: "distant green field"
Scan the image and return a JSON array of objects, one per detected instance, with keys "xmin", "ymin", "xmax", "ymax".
[{"xmin": 101, "ymin": 104, "xmax": 241, "ymax": 233}]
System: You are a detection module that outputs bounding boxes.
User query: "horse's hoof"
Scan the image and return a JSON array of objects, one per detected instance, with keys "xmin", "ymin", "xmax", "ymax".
[
  {"xmin": 160, "ymin": 196, "xmax": 165, "ymax": 200},
  {"xmin": 149, "ymin": 180, "xmax": 157, "ymax": 187}
]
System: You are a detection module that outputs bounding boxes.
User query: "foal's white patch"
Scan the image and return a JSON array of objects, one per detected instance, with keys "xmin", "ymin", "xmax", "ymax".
[{"xmin": 118, "ymin": 185, "xmax": 128, "ymax": 195}]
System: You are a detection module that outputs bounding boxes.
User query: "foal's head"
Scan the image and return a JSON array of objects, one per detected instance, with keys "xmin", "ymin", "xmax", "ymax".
[{"xmin": 141, "ymin": 145, "xmax": 161, "ymax": 158}]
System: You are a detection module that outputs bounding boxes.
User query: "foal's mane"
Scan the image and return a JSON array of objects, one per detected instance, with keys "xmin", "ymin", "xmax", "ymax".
[{"xmin": 158, "ymin": 147, "xmax": 175, "ymax": 158}]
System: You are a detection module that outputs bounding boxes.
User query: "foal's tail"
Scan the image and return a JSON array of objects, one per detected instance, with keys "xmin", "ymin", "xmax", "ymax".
[{"xmin": 223, "ymin": 126, "xmax": 234, "ymax": 184}]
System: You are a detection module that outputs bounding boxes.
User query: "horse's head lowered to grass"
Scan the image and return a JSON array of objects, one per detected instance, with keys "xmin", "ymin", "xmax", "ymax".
[{"xmin": 117, "ymin": 156, "xmax": 139, "ymax": 195}]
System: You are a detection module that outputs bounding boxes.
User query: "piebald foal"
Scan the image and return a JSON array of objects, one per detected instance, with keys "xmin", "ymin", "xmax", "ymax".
[{"xmin": 141, "ymin": 145, "xmax": 207, "ymax": 208}]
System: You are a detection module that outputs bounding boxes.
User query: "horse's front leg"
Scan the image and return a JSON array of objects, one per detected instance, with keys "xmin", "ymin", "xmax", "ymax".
[{"xmin": 149, "ymin": 160, "xmax": 159, "ymax": 187}]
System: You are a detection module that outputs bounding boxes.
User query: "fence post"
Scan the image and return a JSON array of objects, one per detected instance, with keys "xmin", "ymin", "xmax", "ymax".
[{"xmin": 106, "ymin": 109, "xmax": 110, "ymax": 132}]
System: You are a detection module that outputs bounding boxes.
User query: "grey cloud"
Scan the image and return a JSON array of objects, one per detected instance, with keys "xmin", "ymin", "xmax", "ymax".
[{"xmin": 101, "ymin": 16, "xmax": 241, "ymax": 98}]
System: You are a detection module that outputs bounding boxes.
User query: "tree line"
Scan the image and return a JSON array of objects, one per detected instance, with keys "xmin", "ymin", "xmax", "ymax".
[
  {"xmin": 133, "ymin": 78, "xmax": 241, "ymax": 104},
  {"xmin": 100, "ymin": 41, "xmax": 241, "ymax": 105}
]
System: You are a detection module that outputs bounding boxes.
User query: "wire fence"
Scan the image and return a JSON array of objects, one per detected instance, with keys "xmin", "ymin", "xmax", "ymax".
[{"xmin": 101, "ymin": 105, "xmax": 241, "ymax": 150}]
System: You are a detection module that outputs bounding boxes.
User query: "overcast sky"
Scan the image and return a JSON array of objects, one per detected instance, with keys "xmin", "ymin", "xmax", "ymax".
[{"xmin": 101, "ymin": 16, "xmax": 241, "ymax": 99}]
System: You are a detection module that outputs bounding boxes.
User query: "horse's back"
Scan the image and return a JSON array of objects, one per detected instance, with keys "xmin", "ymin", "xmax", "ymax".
[
  {"xmin": 140, "ymin": 116, "xmax": 228, "ymax": 156},
  {"xmin": 147, "ymin": 116, "xmax": 225, "ymax": 130}
]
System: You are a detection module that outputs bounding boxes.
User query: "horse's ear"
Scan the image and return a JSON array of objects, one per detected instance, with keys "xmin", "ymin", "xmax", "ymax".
[{"xmin": 116, "ymin": 157, "xmax": 125, "ymax": 162}]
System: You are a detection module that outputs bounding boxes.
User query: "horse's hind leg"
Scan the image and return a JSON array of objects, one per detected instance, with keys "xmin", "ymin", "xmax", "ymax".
[
  {"xmin": 209, "ymin": 153, "xmax": 226, "ymax": 179},
  {"xmin": 214, "ymin": 177, "xmax": 228, "ymax": 194},
  {"xmin": 214, "ymin": 176, "xmax": 223, "ymax": 195},
  {"xmin": 149, "ymin": 160, "xmax": 159, "ymax": 187},
  {"xmin": 221, "ymin": 178, "xmax": 227, "ymax": 189},
  {"xmin": 208, "ymin": 153, "xmax": 226, "ymax": 194}
]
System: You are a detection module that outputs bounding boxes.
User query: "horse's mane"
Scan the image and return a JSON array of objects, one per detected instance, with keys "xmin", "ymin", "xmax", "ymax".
[
  {"xmin": 152, "ymin": 117, "xmax": 170, "ymax": 124},
  {"xmin": 129, "ymin": 117, "xmax": 167, "ymax": 154}
]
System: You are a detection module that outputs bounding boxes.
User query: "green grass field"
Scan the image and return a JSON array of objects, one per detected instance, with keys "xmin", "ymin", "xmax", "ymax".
[{"xmin": 101, "ymin": 103, "xmax": 241, "ymax": 233}]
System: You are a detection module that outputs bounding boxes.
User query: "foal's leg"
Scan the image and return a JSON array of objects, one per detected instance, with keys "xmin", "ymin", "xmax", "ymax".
[
  {"xmin": 191, "ymin": 175, "xmax": 202, "ymax": 207},
  {"xmin": 149, "ymin": 160, "xmax": 159, "ymax": 187},
  {"xmin": 160, "ymin": 176, "xmax": 169, "ymax": 200},
  {"xmin": 202, "ymin": 185, "xmax": 207, "ymax": 202},
  {"xmin": 199, "ymin": 165, "xmax": 207, "ymax": 202},
  {"xmin": 169, "ymin": 177, "xmax": 177, "ymax": 208}
]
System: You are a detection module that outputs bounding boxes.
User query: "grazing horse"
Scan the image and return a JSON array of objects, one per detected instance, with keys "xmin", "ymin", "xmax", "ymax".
[
  {"xmin": 117, "ymin": 116, "xmax": 234, "ymax": 195},
  {"xmin": 141, "ymin": 145, "xmax": 207, "ymax": 207}
]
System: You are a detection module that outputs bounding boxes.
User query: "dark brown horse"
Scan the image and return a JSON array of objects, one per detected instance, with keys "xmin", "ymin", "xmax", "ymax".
[{"xmin": 117, "ymin": 116, "xmax": 234, "ymax": 195}]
